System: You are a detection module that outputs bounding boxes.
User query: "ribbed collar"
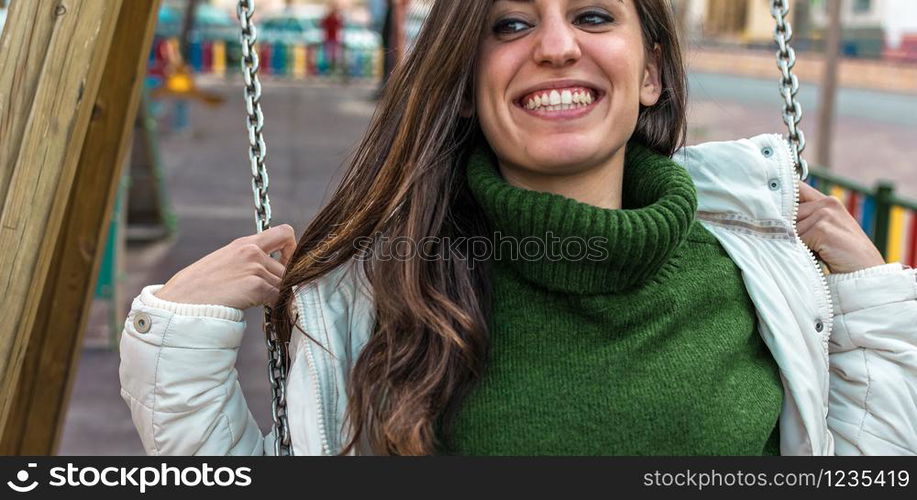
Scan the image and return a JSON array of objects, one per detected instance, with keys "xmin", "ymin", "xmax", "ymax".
[{"xmin": 466, "ymin": 142, "xmax": 698, "ymax": 295}]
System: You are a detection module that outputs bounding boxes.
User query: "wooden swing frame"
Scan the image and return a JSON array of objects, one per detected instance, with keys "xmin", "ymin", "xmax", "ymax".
[{"xmin": 0, "ymin": 0, "xmax": 162, "ymax": 454}]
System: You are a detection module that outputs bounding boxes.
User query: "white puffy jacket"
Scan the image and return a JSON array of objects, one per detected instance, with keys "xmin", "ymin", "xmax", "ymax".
[{"xmin": 119, "ymin": 134, "xmax": 917, "ymax": 456}]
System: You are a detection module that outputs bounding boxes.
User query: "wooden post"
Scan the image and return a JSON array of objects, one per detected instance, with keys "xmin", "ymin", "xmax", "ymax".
[
  {"xmin": 817, "ymin": 0, "xmax": 842, "ymax": 169},
  {"xmin": 0, "ymin": 0, "xmax": 161, "ymax": 454}
]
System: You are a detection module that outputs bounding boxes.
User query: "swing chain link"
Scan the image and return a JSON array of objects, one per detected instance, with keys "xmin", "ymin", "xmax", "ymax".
[
  {"xmin": 770, "ymin": 0, "xmax": 809, "ymax": 180},
  {"xmin": 238, "ymin": 0, "xmax": 272, "ymax": 233},
  {"xmin": 238, "ymin": 0, "xmax": 292, "ymax": 457}
]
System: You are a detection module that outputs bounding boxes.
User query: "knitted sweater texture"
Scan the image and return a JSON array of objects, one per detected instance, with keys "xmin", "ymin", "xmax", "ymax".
[{"xmin": 442, "ymin": 143, "xmax": 783, "ymax": 455}]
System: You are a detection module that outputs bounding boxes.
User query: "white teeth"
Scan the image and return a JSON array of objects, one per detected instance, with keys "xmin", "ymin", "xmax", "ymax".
[{"xmin": 523, "ymin": 88, "xmax": 596, "ymax": 111}]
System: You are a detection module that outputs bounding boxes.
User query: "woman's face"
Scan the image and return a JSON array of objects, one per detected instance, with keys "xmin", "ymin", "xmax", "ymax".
[{"xmin": 475, "ymin": 0, "xmax": 661, "ymax": 176}]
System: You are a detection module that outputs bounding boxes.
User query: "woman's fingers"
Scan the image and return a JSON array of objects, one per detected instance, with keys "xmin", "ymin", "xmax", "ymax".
[
  {"xmin": 796, "ymin": 183, "xmax": 853, "ymax": 226},
  {"xmin": 263, "ymin": 286, "xmax": 280, "ymax": 306},
  {"xmin": 156, "ymin": 225, "xmax": 297, "ymax": 310},
  {"xmin": 793, "ymin": 181, "xmax": 885, "ymax": 274},
  {"xmin": 263, "ymin": 253, "xmax": 287, "ymax": 279},
  {"xmin": 797, "ymin": 181, "xmax": 827, "ymax": 202},
  {"xmin": 245, "ymin": 248, "xmax": 286, "ymax": 290},
  {"xmin": 251, "ymin": 243, "xmax": 287, "ymax": 302},
  {"xmin": 797, "ymin": 196, "xmax": 837, "ymax": 221},
  {"xmin": 252, "ymin": 224, "xmax": 298, "ymax": 265},
  {"xmin": 253, "ymin": 265, "xmax": 282, "ymax": 289},
  {"xmin": 796, "ymin": 210, "xmax": 824, "ymax": 240}
]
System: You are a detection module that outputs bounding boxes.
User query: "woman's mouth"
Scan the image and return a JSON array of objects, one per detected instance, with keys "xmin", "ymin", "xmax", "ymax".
[{"xmin": 514, "ymin": 86, "xmax": 603, "ymax": 118}]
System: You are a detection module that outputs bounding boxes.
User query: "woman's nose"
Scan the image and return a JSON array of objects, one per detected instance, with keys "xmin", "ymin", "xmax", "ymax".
[{"xmin": 532, "ymin": 17, "xmax": 582, "ymax": 68}]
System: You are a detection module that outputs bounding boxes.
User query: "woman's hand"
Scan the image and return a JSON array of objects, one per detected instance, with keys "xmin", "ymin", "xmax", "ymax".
[
  {"xmin": 796, "ymin": 181, "xmax": 885, "ymax": 274},
  {"xmin": 154, "ymin": 224, "xmax": 298, "ymax": 310}
]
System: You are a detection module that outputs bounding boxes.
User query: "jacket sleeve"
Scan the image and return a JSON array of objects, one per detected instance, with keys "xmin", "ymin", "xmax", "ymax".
[
  {"xmin": 826, "ymin": 263, "xmax": 917, "ymax": 455},
  {"xmin": 119, "ymin": 285, "xmax": 271, "ymax": 456}
]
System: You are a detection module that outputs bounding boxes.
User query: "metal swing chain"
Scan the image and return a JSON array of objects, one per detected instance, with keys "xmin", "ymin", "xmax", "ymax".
[
  {"xmin": 237, "ymin": 0, "xmax": 292, "ymax": 456},
  {"xmin": 770, "ymin": 0, "xmax": 809, "ymax": 180}
]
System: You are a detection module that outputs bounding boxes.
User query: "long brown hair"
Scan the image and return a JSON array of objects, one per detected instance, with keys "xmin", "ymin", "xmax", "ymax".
[{"xmin": 273, "ymin": 0, "xmax": 687, "ymax": 456}]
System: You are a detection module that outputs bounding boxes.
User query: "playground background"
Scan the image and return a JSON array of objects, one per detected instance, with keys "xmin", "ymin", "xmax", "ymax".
[{"xmin": 0, "ymin": 0, "xmax": 914, "ymax": 455}]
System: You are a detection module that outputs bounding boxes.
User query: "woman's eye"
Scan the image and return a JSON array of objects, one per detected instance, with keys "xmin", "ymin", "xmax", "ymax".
[
  {"xmin": 493, "ymin": 18, "xmax": 532, "ymax": 35},
  {"xmin": 574, "ymin": 11, "xmax": 614, "ymax": 26}
]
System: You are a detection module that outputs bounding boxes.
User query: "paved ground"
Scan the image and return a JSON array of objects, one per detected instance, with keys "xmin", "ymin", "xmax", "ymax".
[{"xmin": 57, "ymin": 73, "xmax": 916, "ymax": 455}]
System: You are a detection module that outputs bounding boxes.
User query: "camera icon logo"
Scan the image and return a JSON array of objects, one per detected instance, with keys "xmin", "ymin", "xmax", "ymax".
[{"xmin": 7, "ymin": 463, "xmax": 38, "ymax": 493}]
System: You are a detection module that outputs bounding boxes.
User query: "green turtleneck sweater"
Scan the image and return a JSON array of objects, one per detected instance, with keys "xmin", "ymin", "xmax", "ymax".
[{"xmin": 441, "ymin": 143, "xmax": 783, "ymax": 456}]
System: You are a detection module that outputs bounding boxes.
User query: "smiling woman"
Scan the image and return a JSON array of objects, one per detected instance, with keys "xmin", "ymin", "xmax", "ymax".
[
  {"xmin": 475, "ymin": 0, "xmax": 685, "ymax": 208},
  {"xmin": 119, "ymin": 0, "xmax": 917, "ymax": 456}
]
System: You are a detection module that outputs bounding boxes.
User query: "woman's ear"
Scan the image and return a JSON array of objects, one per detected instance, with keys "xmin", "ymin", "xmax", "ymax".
[{"xmin": 640, "ymin": 43, "xmax": 663, "ymax": 107}]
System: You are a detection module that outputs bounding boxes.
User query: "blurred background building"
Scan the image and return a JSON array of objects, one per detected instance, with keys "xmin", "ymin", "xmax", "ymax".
[{"xmin": 676, "ymin": 0, "xmax": 917, "ymax": 61}]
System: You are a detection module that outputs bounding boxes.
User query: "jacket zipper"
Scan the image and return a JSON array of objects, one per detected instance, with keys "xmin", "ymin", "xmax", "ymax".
[
  {"xmin": 297, "ymin": 292, "xmax": 333, "ymax": 456},
  {"xmin": 782, "ymin": 137, "xmax": 835, "ymax": 353}
]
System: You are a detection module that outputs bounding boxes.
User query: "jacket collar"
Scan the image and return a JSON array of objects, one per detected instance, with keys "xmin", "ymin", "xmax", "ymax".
[{"xmin": 675, "ymin": 133, "xmax": 798, "ymax": 227}]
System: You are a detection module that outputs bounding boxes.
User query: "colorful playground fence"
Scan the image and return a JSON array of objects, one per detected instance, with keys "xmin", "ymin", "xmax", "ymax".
[
  {"xmin": 806, "ymin": 168, "xmax": 917, "ymax": 269},
  {"xmin": 152, "ymin": 37, "xmax": 383, "ymax": 80}
]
